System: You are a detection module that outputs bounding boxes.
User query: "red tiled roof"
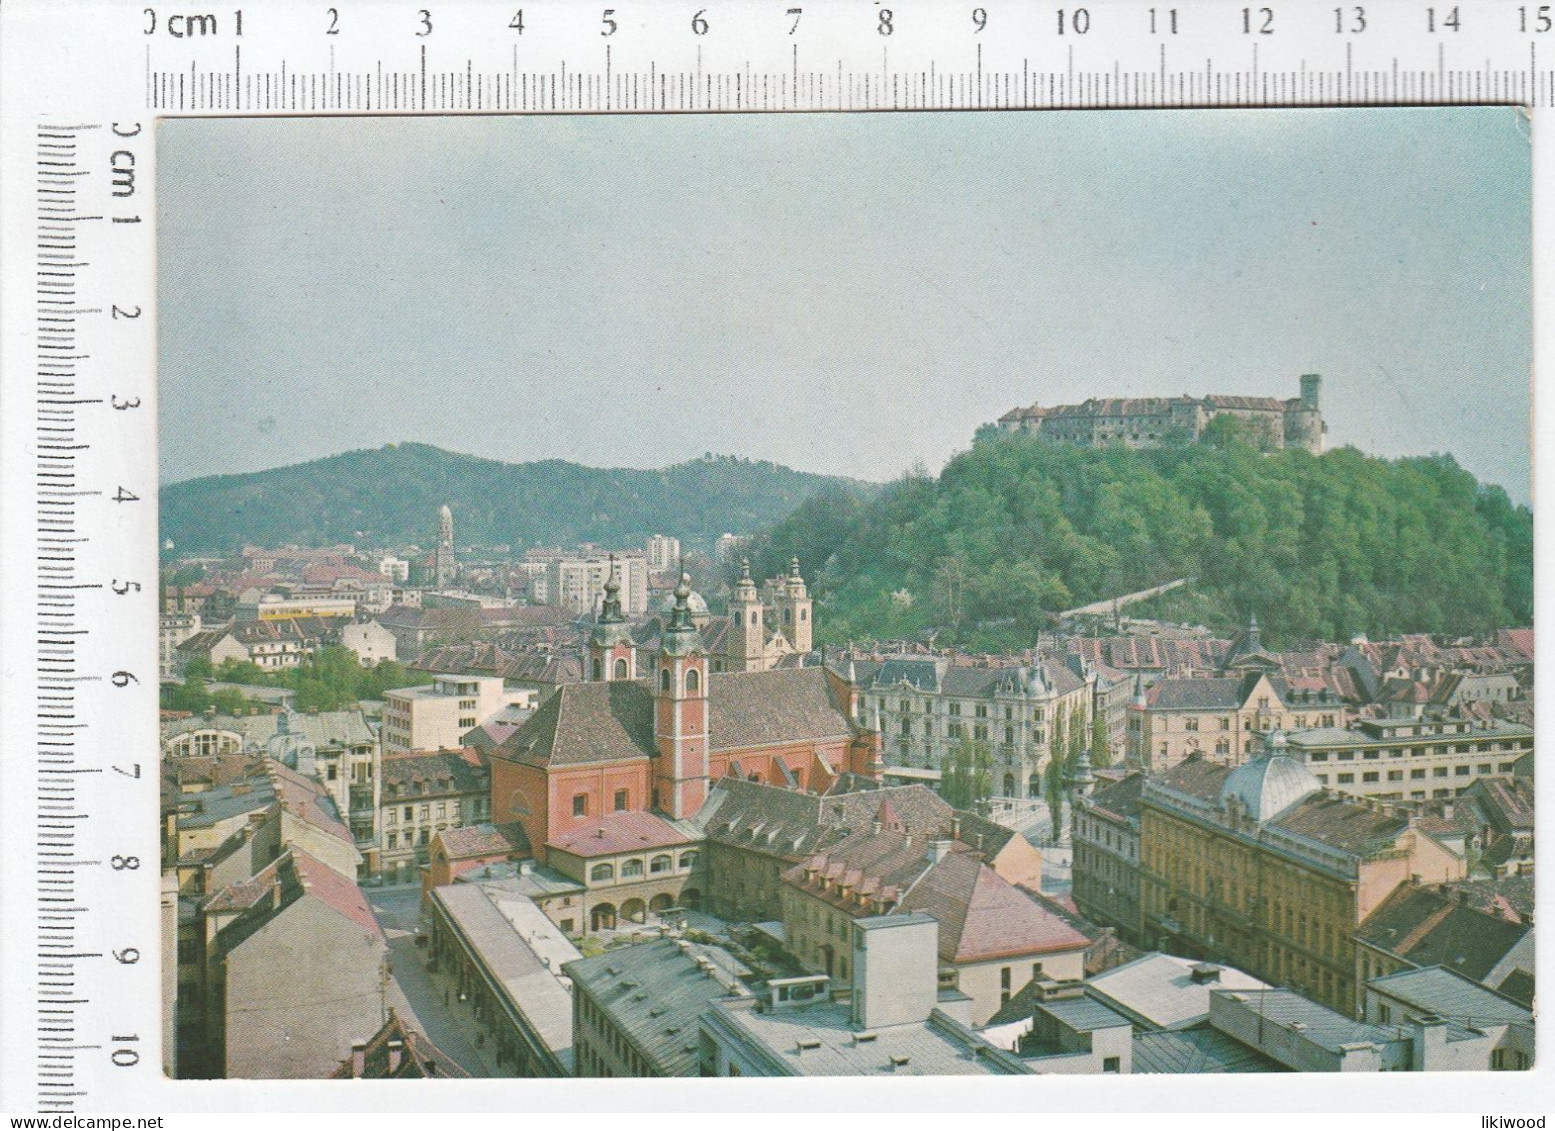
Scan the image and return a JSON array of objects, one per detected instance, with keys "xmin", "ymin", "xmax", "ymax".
[
  {"xmin": 495, "ymin": 667, "xmax": 858, "ymax": 769},
  {"xmin": 436, "ymin": 821, "xmax": 531, "ymax": 861},
  {"xmin": 1496, "ymin": 628, "xmax": 1535, "ymax": 662},
  {"xmin": 291, "ymin": 848, "xmax": 382, "ymax": 938},
  {"xmin": 547, "ymin": 810, "xmax": 696, "ymax": 857},
  {"xmin": 266, "ymin": 759, "xmax": 354, "ymax": 845},
  {"xmin": 202, "ymin": 857, "xmax": 283, "ymax": 914},
  {"xmin": 902, "ymin": 852, "xmax": 1091, "ymax": 963}
]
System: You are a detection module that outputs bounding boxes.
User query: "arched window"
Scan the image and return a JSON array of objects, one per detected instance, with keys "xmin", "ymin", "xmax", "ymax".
[
  {"xmin": 661, "ymin": 668, "xmax": 672, "ymax": 692},
  {"xmin": 801, "ymin": 608, "xmax": 808, "ymax": 621},
  {"xmin": 650, "ymin": 854, "xmax": 672, "ymax": 874},
  {"xmin": 614, "ymin": 657, "xmax": 628, "ymax": 679},
  {"xmin": 590, "ymin": 863, "xmax": 615, "ymax": 883},
  {"xmin": 592, "ymin": 658, "xmax": 602, "ymax": 680},
  {"xmin": 679, "ymin": 850, "xmax": 699, "ymax": 869},
  {"xmin": 750, "ymin": 611, "xmax": 758, "ymax": 625},
  {"xmin": 686, "ymin": 668, "xmax": 700, "ymax": 692},
  {"xmin": 783, "ymin": 608, "xmax": 792, "ymax": 624},
  {"xmin": 621, "ymin": 858, "xmax": 644, "ymax": 879}
]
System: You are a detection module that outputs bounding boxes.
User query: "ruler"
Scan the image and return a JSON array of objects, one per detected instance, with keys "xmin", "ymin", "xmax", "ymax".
[{"xmin": 0, "ymin": 0, "xmax": 1547, "ymax": 1115}]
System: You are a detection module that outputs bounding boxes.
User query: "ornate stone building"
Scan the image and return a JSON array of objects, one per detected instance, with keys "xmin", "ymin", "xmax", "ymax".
[
  {"xmin": 999, "ymin": 374, "xmax": 1325, "ymax": 454},
  {"xmin": 1138, "ymin": 733, "xmax": 1465, "ymax": 1015},
  {"xmin": 848, "ymin": 653, "xmax": 1094, "ymax": 799}
]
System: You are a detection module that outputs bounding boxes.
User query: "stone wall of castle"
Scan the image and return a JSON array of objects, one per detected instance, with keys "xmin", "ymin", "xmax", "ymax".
[{"xmin": 998, "ymin": 374, "xmax": 1325, "ymax": 455}]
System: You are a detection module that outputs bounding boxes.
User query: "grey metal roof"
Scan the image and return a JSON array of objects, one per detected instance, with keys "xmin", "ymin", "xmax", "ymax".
[
  {"xmin": 869, "ymin": 658, "xmax": 943, "ymax": 693},
  {"xmin": 1368, "ymin": 966, "xmax": 1533, "ymax": 1026},
  {"xmin": 1148, "ymin": 677, "xmax": 1249, "ymax": 711},
  {"xmin": 563, "ymin": 938, "xmax": 751, "ymax": 1076},
  {"xmin": 1039, "ymin": 995, "xmax": 1132, "ymax": 1033},
  {"xmin": 1133, "ymin": 1026, "xmax": 1288, "ymax": 1073},
  {"xmin": 431, "ymin": 883, "xmax": 579, "ymax": 1070},
  {"xmin": 453, "ymin": 862, "xmax": 584, "ymax": 898},
  {"xmin": 1087, "ymin": 953, "xmax": 1271, "ymax": 1031},
  {"xmin": 174, "ymin": 777, "xmax": 275, "ymax": 829},
  {"xmin": 703, "ymin": 999, "xmax": 1030, "ymax": 1076},
  {"xmin": 1220, "ymin": 755, "xmax": 1321, "ymax": 822},
  {"xmin": 1215, "ymin": 990, "xmax": 1399, "ymax": 1053},
  {"xmin": 161, "ymin": 708, "xmax": 376, "ymax": 749}
]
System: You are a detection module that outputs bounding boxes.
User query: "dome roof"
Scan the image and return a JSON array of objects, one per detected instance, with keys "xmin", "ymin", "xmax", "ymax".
[
  {"xmin": 1219, "ymin": 753, "xmax": 1320, "ymax": 822},
  {"xmin": 659, "ymin": 589, "xmax": 709, "ymax": 617}
]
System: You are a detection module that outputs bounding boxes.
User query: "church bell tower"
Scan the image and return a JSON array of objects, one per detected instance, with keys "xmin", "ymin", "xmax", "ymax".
[
  {"xmin": 588, "ymin": 555, "xmax": 636, "ymax": 682},
  {"xmin": 727, "ymin": 558, "xmax": 766, "ymax": 672},
  {"xmin": 774, "ymin": 557, "xmax": 813, "ymax": 654},
  {"xmin": 653, "ymin": 572, "xmax": 710, "ymax": 819}
]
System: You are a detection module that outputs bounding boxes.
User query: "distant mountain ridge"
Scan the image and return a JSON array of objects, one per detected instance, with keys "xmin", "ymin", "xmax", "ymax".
[{"xmin": 159, "ymin": 443, "xmax": 878, "ymax": 554}]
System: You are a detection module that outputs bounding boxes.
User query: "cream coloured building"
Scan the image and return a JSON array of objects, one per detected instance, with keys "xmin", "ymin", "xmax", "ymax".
[
  {"xmin": 1284, "ymin": 714, "xmax": 1534, "ymax": 802},
  {"xmin": 381, "ymin": 673, "xmax": 507, "ymax": 756},
  {"xmin": 849, "ymin": 653, "xmax": 1094, "ymax": 799}
]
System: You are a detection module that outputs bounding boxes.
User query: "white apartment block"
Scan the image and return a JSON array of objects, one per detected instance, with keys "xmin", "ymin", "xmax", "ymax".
[
  {"xmin": 1284, "ymin": 715, "xmax": 1535, "ymax": 802},
  {"xmin": 381, "ymin": 674, "xmax": 507, "ymax": 756},
  {"xmin": 160, "ymin": 611, "xmax": 202, "ymax": 679},
  {"xmin": 545, "ymin": 555, "xmax": 648, "ymax": 617},
  {"xmin": 645, "ymin": 534, "xmax": 681, "ymax": 573}
]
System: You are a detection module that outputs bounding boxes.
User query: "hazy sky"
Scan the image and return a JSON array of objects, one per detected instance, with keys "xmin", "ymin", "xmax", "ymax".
[{"xmin": 159, "ymin": 108, "xmax": 1531, "ymax": 500}]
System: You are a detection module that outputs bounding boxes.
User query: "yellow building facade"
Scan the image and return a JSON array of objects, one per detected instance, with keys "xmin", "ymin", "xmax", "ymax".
[{"xmin": 1139, "ymin": 747, "xmax": 1464, "ymax": 1016}]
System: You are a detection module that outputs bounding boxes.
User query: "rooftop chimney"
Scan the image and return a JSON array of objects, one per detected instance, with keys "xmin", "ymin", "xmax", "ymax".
[
  {"xmin": 950, "ymin": 815, "xmax": 962, "ymax": 840},
  {"xmin": 1189, "ymin": 962, "xmax": 1222, "ymax": 985},
  {"xmin": 926, "ymin": 839, "xmax": 953, "ymax": 864},
  {"xmin": 386, "ymin": 1038, "xmax": 404, "ymax": 1073}
]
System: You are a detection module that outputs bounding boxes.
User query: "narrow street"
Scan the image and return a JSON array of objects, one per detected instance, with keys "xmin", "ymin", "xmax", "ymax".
[{"xmin": 368, "ymin": 883, "xmax": 503, "ymax": 1077}]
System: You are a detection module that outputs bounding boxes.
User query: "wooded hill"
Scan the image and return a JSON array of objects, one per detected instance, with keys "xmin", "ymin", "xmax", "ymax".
[
  {"xmin": 159, "ymin": 443, "xmax": 876, "ymax": 554},
  {"xmin": 742, "ymin": 431, "xmax": 1532, "ymax": 651}
]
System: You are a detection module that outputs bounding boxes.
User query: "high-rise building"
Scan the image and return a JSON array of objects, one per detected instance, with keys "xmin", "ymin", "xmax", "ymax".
[
  {"xmin": 645, "ymin": 533, "xmax": 681, "ymax": 573},
  {"xmin": 432, "ymin": 504, "xmax": 456, "ymax": 587}
]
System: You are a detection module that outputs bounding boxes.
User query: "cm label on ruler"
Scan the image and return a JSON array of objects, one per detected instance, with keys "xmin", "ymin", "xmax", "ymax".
[
  {"xmin": 135, "ymin": 2, "xmax": 1555, "ymax": 40},
  {"xmin": 136, "ymin": 0, "xmax": 1551, "ymax": 114},
  {"xmin": 32, "ymin": 101, "xmax": 160, "ymax": 1115}
]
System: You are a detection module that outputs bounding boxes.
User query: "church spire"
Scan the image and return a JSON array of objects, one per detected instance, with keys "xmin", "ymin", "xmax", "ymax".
[
  {"xmin": 663, "ymin": 569, "xmax": 702, "ymax": 647},
  {"xmin": 588, "ymin": 553, "xmax": 635, "ymax": 681},
  {"xmin": 598, "ymin": 554, "xmax": 625, "ymax": 625}
]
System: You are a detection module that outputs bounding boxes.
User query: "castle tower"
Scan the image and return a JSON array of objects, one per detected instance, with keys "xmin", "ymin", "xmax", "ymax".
[
  {"xmin": 1285, "ymin": 373, "xmax": 1325, "ymax": 454},
  {"xmin": 774, "ymin": 557, "xmax": 813, "ymax": 654},
  {"xmin": 1300, "ymin": 373, "xmax": 1321, "ymax": 412},
  {"xmin": 588, "ymin": 555, "xmax": 637, "ymax": 682},
  {"xmin": 433, "ymin": 504, "xmax": 455, "ymax": 587},
  {"xmin": 727, "ymin": 558, "xmax": 767, "ymax": 672},
  {"xmin": 653, "ymin": 572, "xmax": 710, "ymax": 819}
]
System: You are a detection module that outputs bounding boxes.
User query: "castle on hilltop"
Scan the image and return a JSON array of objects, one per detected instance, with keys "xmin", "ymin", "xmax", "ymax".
[{"xmin": 997, "ymin": 374, "xmax": 1325, "ymax": 454}]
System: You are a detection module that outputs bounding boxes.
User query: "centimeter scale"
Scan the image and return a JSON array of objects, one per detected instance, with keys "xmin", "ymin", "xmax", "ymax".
[{"xmin": 0, "ymin": 0, "xmax": 1548, "ymax": 1114}]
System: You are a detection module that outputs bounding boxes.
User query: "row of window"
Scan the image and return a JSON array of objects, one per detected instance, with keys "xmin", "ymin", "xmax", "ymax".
[
  {"xmin": 1316, "ymin": 762, "xmax": 1516, "ymax": 787},
  {"xmin": 1308, "ymin": 740, "xmax": 1528, "ymax": 762},
  {"xmin": 386, "ymin": 798, "xmax": 486, "ymax": 825},
  {"xmin": 1171, "ymin": 713, "xmax": 1341, "ymax": 732},
  {"xmin": 864, "ymin": 697, "xmax": 1061, "ymax": 723},
  {"xmin": 385, "ymin": 827, "xmax": 438, "ymax": 850},
  {"xmin": 587, "ymin": 852, "xmax": 699, "ymax": 883},
  {"xmin": 576, "ymin": 993, "xmax": 656, "ymax": 1077}
]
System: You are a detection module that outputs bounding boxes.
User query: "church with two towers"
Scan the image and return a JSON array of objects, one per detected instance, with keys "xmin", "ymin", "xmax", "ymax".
[{"xmin": 488, "ymin": 561, "xmax": 883, "ymax": 859}]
